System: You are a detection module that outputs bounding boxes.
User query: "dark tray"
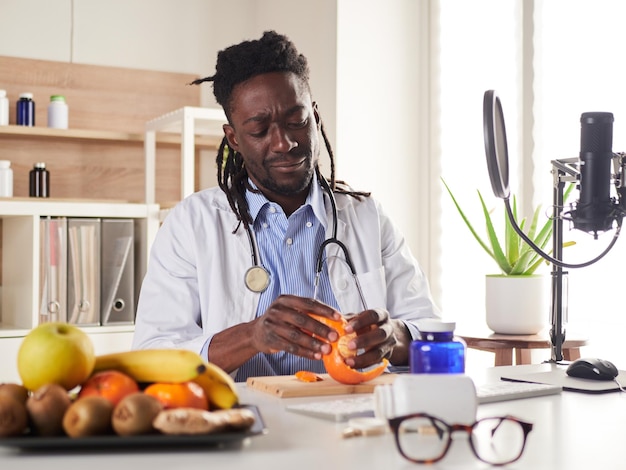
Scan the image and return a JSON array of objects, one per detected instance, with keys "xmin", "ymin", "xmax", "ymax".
[{"xmin": 0, "ymin": 404, "xmax": 266, "ymax": 452}]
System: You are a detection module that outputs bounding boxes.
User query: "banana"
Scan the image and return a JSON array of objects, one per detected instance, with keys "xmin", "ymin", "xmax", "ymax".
[
  {"xmin": 92, "ymin": 348, "xmax": 239, "ymax": 409},
  {"xmin": 192, "ymin": 362, "xmax": 239, "ymax": 410},
  {"xmin": 93, "ymin": 349, "xmax": 206, "ymax": 384}
]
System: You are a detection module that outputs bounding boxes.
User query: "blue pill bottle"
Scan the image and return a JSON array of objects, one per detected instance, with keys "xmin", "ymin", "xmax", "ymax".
[
  {"xmin": 17, "ymin": 92, "xmax": 35, "ymax": 126},
  {"xmin": 410, "ymin": 319, "xmax": 466, "ymax": 374}
]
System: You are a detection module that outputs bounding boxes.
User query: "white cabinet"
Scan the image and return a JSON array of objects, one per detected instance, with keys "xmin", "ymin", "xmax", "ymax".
[
  {"xmin": 0, "ymin": 200, "xmax": 159, "ymax": 382},
  {"xmin": 1, "ymin": 200, "xmax": 159, "ymax": 336}
]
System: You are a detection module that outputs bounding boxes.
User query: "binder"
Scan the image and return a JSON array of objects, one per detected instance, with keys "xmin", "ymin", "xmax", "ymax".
[
  {"xmin": 100, "ymin": 219, "xmax": 134, "ymax": 324},
  {"xmin": 67, "ymin": 218, "xmax": 101, "ymax": 325},
  {"xmin": 39, "ymin": 217, "xmax": 67, "ymax": 324}
]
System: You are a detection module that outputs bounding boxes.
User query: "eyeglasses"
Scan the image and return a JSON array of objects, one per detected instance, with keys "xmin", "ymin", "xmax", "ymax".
[{"xmin": 388, "ymin": 413, "xmax": 533, "ymax": 466}]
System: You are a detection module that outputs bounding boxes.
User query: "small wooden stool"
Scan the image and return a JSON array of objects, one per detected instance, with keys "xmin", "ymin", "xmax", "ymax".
[{"xmin": 458, "ymin": 331, "xmax": 588, "ymax": 366}]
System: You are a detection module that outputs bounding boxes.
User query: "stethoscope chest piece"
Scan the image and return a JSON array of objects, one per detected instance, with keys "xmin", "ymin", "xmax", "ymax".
[{"xmin": 244, "ymin": 265, "xmax": 270, "ymax": 293}]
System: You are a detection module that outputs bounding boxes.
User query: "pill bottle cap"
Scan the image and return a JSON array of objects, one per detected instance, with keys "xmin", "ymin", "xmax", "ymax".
[
  {"xmin": 0, "ymin": 160, "xmax": 11, "ymax": 169},
  {"xmin": 34, "ymin": 162, "xmax": 46, "ymax": 169},
  {"xmin": 19, "ymin": 92, "xmax": 34, "ymax": 100},
  {"xmin": 417, "ymin": 319, "xmax": 456, "ymax": 333},
  {"xmin": 50, "ymin": 95, "xmax": 66, "ymax": 102},
  {"xmin": 0, "ymin": 90, "xmax": 6, "ymax": 98}
]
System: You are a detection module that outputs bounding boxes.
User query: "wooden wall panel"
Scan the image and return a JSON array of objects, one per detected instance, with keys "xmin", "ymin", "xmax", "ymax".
[
  {"xmin": 0, "ymin": 56, "xmax": 200, "ymax": 133},
  {"xmin": 0, "ymin": 136, "xmax": 182, "ymax": 202},
  {"xmin": 0, "ymin": 57, "xmax": 214, "ymax": 287},
  {"xmin": 0, "ymin": 56, "xmax": 211, "ymax": 203}
]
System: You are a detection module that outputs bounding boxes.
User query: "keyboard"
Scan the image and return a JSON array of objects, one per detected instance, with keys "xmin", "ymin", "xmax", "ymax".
[
  {"xmin": 286, "ymin": 395, "xmax": 375, "ymax": 422},
  {"xmin": 477, "ymin": 380, "xmax": 562, "ymax": 404},
  {"xmin": 285, "ymin": 381, "xmax": 562, "ymax": 422}
]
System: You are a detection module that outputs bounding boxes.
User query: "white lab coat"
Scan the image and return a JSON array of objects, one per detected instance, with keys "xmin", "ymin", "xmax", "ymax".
[{"xmin": 132, "ymin": 185, "xmax": 440, "ymax": 359}]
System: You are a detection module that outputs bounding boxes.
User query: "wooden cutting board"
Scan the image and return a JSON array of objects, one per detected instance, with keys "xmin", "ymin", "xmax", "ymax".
[{"xmin": 246, "ymin": 373, "xmax": 398, "ymax": 398}]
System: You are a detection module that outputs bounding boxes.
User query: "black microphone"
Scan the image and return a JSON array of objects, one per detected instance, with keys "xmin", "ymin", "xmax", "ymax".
[{"xmin": 571, "ymin": 111, "xmax": 615, "ymax": 237}]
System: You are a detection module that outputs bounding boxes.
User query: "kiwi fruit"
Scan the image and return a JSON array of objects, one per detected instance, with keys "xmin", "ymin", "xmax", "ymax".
[
  {"xmin": 0, "ymin": 383, "xmax": 29, "ymax": 405},
  {"xmin": 0, "ymin": 394, "xmax": 28, "ymax": 437},
  {"xmin": 112, "ymin": 392, "xmax": 164, "ymax": 436},
  {"xmin": 62, "ymin": 396, "xmax": 114, "ymax": 438},
  {"xmin": 26, "ymin": 383, "xmax": 72, "ymax": 436}
]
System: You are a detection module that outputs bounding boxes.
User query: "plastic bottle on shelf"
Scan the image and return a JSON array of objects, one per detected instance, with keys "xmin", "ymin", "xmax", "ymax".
[
  {"xmin": 16, "ymin": 92, "xmax": 35, "ymax": 126},
  {"xmin": 0, "ymin": 90, "xmax": 8, "ymax": 125},
  {"xmin": 410, "ymin": 319, "xmax": 466, "ymax": 374},
  {"xmin": 29, "ymin": 162, "xmax": 50, "ymax": 198},
  {"xmin": 0, "ymin": 160, "xmax": 13, "ymax": 197},
  {"xmin": 47, "ymin": 95, "xmax": 68, "ymax": 129}
]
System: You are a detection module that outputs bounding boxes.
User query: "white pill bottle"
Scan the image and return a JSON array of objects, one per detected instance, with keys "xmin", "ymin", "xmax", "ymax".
[{"xmin": 47, "ymin": 95, "xmax": 68, "ymax": 129}]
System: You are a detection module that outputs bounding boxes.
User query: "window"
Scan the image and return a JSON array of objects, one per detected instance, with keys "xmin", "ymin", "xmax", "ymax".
[
  {"xmin": 438, "ymin": 0, "xmax": 626, "ymax": 363},
  {"xmin": 534, "ymin": 0, "xmax": 626, "ymax": 361},
  {"xmin": 438, "ymin": 0, "xmax": 521, "ymax": 329}
]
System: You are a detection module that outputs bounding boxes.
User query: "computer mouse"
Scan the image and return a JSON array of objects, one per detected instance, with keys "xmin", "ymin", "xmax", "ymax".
[{"xmin": 566, "ymin": 357, "xmax": 619, "ymax": 381}]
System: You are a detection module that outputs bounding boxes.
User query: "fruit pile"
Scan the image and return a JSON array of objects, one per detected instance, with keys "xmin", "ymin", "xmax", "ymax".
[{"xmin": 0, "ymin": 323, "xmax": 253, "ymax": 439}]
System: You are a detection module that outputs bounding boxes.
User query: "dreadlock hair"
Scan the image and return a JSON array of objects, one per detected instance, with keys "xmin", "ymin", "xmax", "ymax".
[{"xmin": 191, "ymin": 31, "xmax": 369, "ymax": 229}]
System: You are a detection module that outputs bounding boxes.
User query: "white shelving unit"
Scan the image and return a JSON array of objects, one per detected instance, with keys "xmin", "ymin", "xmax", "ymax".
[
  {"xmin": 0, "ymin": 107, "xmax": 224, "ymax": 382},
  {"xmin": 0, "ymin": 199, "xmax": 160, "ymax": 337},
  {"xmin": 144, "ymin": 106, "xmax": 227, "ymax": 208}
]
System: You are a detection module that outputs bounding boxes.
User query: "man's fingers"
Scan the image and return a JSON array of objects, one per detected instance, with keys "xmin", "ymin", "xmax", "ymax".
[{"xmin": 344, "ymin": 308, "xmax": 388, "ymax": 333}]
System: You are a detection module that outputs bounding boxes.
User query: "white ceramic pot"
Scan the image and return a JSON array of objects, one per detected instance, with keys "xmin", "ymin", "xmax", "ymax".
[{"xmin": 485, "ymin": 275, "xmax": 549, "ymax": 335}]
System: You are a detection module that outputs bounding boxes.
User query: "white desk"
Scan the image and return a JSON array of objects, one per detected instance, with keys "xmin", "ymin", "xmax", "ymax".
[{"xmin": 1, "ymin": 364, "xmax": 624, "ymax": 469}]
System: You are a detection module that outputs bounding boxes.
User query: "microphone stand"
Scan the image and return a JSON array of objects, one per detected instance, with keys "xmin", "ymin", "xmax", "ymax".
[{"xmin": 550, "ymin": 158, "xmax": 579, "ymax": 363}]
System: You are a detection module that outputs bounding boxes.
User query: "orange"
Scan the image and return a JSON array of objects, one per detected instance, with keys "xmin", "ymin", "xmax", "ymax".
[
  {"xmin": 309, "ymin": 314, "xmax": 388, "ymax": 385},
  {"xmin": 143, "ymin": 382, "xmax": 209, "ymax": 410},
  {"xmin": 78, "ymin": 370, "xmax": 139, "ymax": 406}
]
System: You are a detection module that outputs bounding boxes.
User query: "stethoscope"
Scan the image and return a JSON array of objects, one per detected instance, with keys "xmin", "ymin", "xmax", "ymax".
[{"xmin": 243, "ymin": 175, "xmax": 368, "ymax": 310}]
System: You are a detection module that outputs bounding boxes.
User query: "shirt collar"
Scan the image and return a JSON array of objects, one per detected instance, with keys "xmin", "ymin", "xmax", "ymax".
[{"xmin": 244, "ymin": 177, "xmax": 328, "ymax": 229}]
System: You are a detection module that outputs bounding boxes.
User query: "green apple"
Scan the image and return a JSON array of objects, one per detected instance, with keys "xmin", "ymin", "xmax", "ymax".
[{"xmin": 17, "ymin": 322, "xmax": 95, "ymax": 391}]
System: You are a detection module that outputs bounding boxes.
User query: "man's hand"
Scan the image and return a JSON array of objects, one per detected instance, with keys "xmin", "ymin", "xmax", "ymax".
[
  {"xmin": 342, "ymin": 308, "xmax": 411, "ymax": 369},
  {"xmin": 249, "ymin": 294, "xmax": 341, "ymax": 359}
]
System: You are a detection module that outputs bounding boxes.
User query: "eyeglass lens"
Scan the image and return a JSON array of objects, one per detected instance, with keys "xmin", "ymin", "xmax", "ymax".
[
  {"xmin": 471, "ymin": 417, "xmax": 527, "ymax": 464},
  {"xmin": 395, "ymin": 415, "xmax": 451, "ymax": 463},
  {"xmin": 396, "ymin": 416, "xmax": 528, "ymax": 465}
]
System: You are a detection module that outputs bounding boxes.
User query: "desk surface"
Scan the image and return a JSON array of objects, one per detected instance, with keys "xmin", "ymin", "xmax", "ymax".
[{"xmin": 1, "ymin": 364, "xmax": 623, "ymax": 469}]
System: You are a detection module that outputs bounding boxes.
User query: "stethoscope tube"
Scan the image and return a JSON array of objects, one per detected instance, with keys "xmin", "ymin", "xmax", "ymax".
[
  {"xmin": 314, "ymin": 176, "xmax": 368, "ymax": 310},
  {"xmin": 243, "ymin": 174, "xmax": 368, "ymax": 311}
]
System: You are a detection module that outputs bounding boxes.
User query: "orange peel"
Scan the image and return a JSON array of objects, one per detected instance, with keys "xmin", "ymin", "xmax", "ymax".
[
  {"xmin": 309, "ymin": 314, "xmax": 388, "ymax": 385},
  {"xmin": 295, "ymin": 371, "xmax": 323, "ymax": 383}
]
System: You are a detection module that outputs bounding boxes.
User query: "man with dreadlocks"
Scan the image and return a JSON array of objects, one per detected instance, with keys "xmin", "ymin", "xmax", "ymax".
[{"xmin": 133, "ymin": 31, "xmax": 439, "ymax": 381}]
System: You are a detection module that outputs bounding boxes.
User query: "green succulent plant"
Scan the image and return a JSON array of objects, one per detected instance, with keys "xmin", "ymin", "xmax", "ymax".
[{"xmin": 442, "ymin": 178, "xmax": 574, "ymax": 276}]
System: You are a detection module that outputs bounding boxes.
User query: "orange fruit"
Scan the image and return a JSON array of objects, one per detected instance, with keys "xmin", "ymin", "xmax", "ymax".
[
  {"xmin": 143, "ymin": 382, "xmax": 209, "ymax": 410},
  {"xmin": 309, "ymin": 314, "xmax": 388, "ymax": 385},
  {"xmin": 337, "ymin": 334, "xmax": 357, "ymax": 358},
  {"xmin": 78, "ymin": 370, "xmax": 139, "ymax": 406}
]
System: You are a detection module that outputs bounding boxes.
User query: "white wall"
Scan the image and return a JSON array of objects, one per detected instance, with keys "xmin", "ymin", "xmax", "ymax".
[
  {"xmin": 0, "ymin": 0, "xmax": 340, "ymax": 199},
  {"xmin": 0, "ymin": 0, "xmax": 434, "ymax": 293},
  {"xmin": 336, "ymin": 0, "xmax": 435, "ymax": 283},
  {"xmin": 0, "ymin": 0, "xmax": 211, "ymax": 73}
]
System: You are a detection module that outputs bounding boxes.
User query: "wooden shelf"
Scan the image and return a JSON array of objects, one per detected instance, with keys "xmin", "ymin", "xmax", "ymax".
[
  {"xmin": 0, "ymin": 198, "xmax": 158, "ymax": 217},
  {"xmin": 0, "ymin": 125, "xmax": 221, "ymax": 148}
]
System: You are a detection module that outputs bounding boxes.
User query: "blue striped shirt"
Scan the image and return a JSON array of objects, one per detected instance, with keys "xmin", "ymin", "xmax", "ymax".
[{"xmin": 234, "ymin": 180, "xmax": 339, "ymax": 381}]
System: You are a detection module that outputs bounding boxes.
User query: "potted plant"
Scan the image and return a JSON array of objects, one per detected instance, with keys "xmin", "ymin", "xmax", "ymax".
[{"xmin": 441, "ymin": 178, "xmax": 574, "ymax": 334}]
